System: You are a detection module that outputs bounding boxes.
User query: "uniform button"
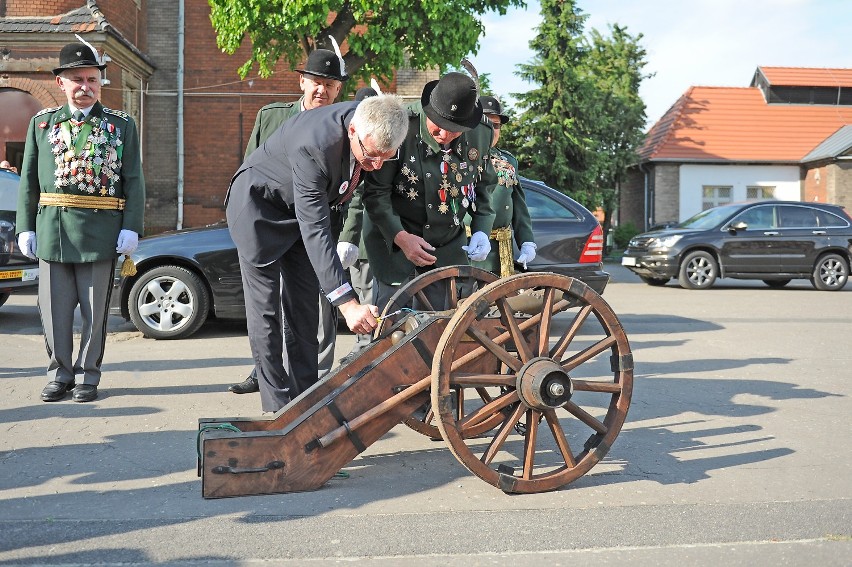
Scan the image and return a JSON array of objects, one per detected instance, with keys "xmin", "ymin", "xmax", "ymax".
[
  {"xmin": 427, "ymin": 204, "xmax": 432, "ymax": 209},
  {"xmin": 505, "ymin": 205, "xmax": 510, "ymax": 209},
  {"xmin": 425, "ymin": 224, "xmax": 430, "ymax": 229}
]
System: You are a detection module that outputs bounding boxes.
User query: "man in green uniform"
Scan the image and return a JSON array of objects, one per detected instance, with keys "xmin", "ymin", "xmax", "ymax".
[
  {"xmin": 229, "ymin": 48, "xmax": 348, "ymax": 394},
  {"xmin": 473, "ymin": 95, "xmax": 536, "ymax": 277},
  {"xmin": 361, "ymin": 72, "xmax": 497, "ymax": 313},
  {"xmin": 16, "ymin": 42, "xmax": 145, "ymax": 402}
]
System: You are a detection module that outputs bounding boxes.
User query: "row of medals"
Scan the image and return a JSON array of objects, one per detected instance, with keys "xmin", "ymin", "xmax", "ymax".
[
  {"xmin": 395, "ymin": 145, "xmax": 484, "ymax": 227},
  {"xmin": 51, "ymin": 122, "xmax": 121, "ymax": 195}
]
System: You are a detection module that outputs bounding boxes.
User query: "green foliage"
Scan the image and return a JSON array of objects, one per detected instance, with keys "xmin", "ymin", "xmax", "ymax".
[
  {"xmin": 500, "ymin": 0, "xmax": 650, "ymax": 220},
  {"xmin": 207, "ymin": 0, "xmax": 525, "ymax": 89},
  {"xmin": 612, "ymin": 221, "xmax": 640, "ymax": 249}
]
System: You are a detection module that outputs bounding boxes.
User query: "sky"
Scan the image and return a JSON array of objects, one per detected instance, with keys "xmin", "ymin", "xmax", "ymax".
[{"xmin": 474, "ymin": 0, "xmax": 849, "ymax": 126}]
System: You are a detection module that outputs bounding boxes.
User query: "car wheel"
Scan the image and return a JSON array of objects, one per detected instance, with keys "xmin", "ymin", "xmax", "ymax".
[
  {"xmin": 678, "ymin": 251, "xmax": 717, "ymax": 290},
  {"xmin": 763, "ymin": 279, "xmax": 791, "ymax": 288},
  {"xmin": 812, "ymin": 253, "xmax": 849, "ymax": 291},
  {"xmin": 639, "ymin": 275, "xmax": 670, "ymax": 286},
  {"xmin": 128, "ymin": 265, "xmax": 210, "ymax": 339},
  {"xmin": 0, "ymin": 292, "xmax": 9, "ymax": 308}
]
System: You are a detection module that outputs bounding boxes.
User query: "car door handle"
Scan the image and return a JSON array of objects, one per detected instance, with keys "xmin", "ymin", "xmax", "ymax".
[
  {"xmin": 763, "ymin": 231, "xmax": 780, "ymax": 236},
  {"xmin": 812, "ymin": 230, "xmax": 826, "ymax": 235}
]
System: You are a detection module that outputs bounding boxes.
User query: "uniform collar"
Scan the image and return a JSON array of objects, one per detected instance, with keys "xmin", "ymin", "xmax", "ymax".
[{"xmin": 55, "ymin": 101, "xmax": 103, "ymax": 125}]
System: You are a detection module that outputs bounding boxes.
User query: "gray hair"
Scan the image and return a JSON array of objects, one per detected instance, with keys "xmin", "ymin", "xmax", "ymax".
[{"xmin": 351, "ymin": 94, "xmax": 408, "ymax": 152}]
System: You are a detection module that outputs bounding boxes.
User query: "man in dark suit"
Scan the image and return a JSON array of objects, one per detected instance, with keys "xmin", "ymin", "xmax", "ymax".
[{"xmin": 225, "ymin": 95, "xmax": 409, "ymax": 413}]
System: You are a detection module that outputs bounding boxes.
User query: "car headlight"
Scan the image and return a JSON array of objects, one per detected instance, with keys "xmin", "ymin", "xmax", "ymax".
[{"xmin": 647, "ymin": 234, "xmax": 682, "ymax": 249}]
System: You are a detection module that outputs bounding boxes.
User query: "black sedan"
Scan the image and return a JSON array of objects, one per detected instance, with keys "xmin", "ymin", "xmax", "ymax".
[
  {"xmin": 111, "ymin": 178, "xmax": 609, "ymax": 339},
  {"xmin": 621, "ymin": 200, "xmax": 852, "ymax": 291},
  {"xmin": 0, "ymin": 169, "xmax": 39, "ymax": 309}
]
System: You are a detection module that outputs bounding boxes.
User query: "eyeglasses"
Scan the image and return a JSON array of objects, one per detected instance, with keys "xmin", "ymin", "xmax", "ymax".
[{"xmin": 357, "ymin": 134, "xmax": 399, "ymax": 164}]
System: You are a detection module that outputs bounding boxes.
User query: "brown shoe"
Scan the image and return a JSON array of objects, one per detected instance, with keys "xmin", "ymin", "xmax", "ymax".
[
  {"xmin": 41, "ymin": 381, "xmax": 75, "ymax": 402},
  {"xmin": 72, "ymin": 384, "xmax": 98, "ymax": 402}
]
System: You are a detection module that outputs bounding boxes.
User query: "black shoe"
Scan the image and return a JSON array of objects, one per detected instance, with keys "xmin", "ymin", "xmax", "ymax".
[
  {"xmin": 72, "ymin": 384, "xmax": 98, "ymax": 402},
  {"xmin": 41, "ymin": 381, "xmax": 75, "ymax": 402},
  {"xmin": 229, "ymin": 375, "xmax": 259, "ymax": 394}
]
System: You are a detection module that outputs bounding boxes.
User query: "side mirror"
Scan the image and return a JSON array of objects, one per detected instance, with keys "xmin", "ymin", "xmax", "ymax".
[{"xmin": 728, "ymin": 221, "xmax": 748, "ymax": 232}]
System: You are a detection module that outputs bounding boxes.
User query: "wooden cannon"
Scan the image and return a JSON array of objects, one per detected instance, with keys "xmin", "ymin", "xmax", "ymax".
[{"xmin": 197, "ymin": 266, "xmax": 633, "ymax": 498}]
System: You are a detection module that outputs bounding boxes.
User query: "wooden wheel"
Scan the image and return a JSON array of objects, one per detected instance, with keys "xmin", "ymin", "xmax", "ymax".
[
  {"xmin": 376, "ymin": 265, "xmax": 501, "ymax": 439},
  {"xmin": 431, "ymin": 272, "xmax": 633, "ymax": 493}
]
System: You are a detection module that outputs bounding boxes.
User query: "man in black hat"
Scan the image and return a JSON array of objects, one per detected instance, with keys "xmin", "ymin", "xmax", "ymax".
[
  {"xmin": 16, "ymin": 41, "xmax": 145, "ymax": 402},
  {"xmin": 472, "ymin": 95, "xmax": 536, "ymax": 277},
  {"xmin": 361, "ymin": 72, "xmax": 497, "ymax": 314},
  {"xmin": 229, "ymin": 47, "xmax": 349, "ymax": 395}
]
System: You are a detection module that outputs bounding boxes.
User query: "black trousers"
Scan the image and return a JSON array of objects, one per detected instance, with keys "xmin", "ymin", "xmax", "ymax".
[{"xmin": 238, "ymin": 239, "xmax": 320, "ymax": 412}]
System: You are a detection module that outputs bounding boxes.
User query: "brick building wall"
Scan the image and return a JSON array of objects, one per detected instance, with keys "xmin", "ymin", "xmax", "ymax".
[
  {"xmin": 4, "ymin": 0, "xmax": 80, "ymax": 16},
  {"xmin": 828, "ymin": 161, "xmax": 852, "ymax": 210},
  {"xmin": 97, "ymin": 0, "xmax": 147, "ymax": 51},
  {"xmin": 619, "ymin": 168, "xmax": 646, "ymax": 230},
  {"xmin": 802, "ymin": 164, "xmax": 828, "ymax": 203}
]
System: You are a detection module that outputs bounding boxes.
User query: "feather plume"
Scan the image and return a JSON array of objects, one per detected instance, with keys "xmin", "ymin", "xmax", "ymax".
[
  {"xmin": 75, "ymin": 34, "xmax": 103, "ymax": 65},
  {"xmin": 370, "ymin": 78, "xmax": 383, "ymax": 96},
  {"xmin": 328, "ymin": 36, "xmax": 346, "ymax": 76},
  {"xmin": 459, "ymin": 57, "xmax": 479, "ymax": 94}
]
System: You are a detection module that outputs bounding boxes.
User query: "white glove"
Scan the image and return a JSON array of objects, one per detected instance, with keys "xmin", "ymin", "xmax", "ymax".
[
  {"xmin": 116, "ymin": 229, "xmax": 139, "ymax": 255},
  {"xmin": 17, "ymin": 231, "xmax": 37, "ymax": 259},
  {"xmin": 515, "ymin": 242, "xmax": 537, "ymax": 269},
  {"xmin": 462, "ymin": 231, "xmax": 491, "ymax": 262},
  {"xmin": 336, "ymin": 241, "xmax": 359, "ymax": 269}
]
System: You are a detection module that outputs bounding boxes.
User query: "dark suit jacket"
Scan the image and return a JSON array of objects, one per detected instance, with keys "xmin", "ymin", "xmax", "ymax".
[{"xmin": 225, "ymin": 101, "xmax": 358, "ymax": 306}]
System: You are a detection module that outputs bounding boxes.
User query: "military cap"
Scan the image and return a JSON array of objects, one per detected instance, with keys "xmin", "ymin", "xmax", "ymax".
[
  {"xmin": 421, "ymin": 72, "xmax": 483, "ymax": 132},
  {"xmin": 480, "ymin": 95, "xmax": 509, "ymax": 124},
  {"xmin": 53, "ymin": 42, "xmax": 105, "ymax": 76},
  {"xmin": 297, "ymin": 49, "xmax": 348, "ymax": 82}
]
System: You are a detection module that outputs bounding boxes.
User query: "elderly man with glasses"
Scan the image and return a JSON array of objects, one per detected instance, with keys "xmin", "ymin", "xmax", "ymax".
[{"xmin": 225, "ymin": 95, "xmax": 408, "ymax": 413}]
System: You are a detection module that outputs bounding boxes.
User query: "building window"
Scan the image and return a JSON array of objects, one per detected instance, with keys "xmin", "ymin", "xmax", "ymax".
[
  {"xmin": 747, "ymin": 186, "xmax": 775, "ymax": 200},
  {"xmin": 702, "ymin": 186, "xmax": 732, "ymax": 210}
]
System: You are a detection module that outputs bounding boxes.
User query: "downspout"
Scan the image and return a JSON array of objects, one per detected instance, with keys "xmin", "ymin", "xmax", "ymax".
[
  {"xmin": 176, "ymin": 0, "xmax": 185, "ymax": 229},
  {"xmin": 638, "ymin": 162, "xmax": 650, "ymax": 232}
]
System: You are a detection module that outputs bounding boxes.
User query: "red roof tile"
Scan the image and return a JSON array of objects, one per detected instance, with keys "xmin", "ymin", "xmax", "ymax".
[
  {"xmin": 639, "ymin": 85, "xmax": 852, "ymax": 162},
  {"xmin": 758, "ymin": 66, "xmax": 852, "ymax": 88}
]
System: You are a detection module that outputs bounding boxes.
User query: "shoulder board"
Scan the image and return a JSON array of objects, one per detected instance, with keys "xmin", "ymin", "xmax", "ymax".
[
  {"xmin": 261, "ymin": 102, "xmax": 296, "ymax": 111},
  {"xmin": 34, "ymin": 106, "xmax": 61, "ymax": 118},
  {"xmin": 498, "ymin": 148, "xmax": 516, "ymax": 160},
  {"xmin": 103, "ymin": 108, "xmax": 130, "ymax": 121}
]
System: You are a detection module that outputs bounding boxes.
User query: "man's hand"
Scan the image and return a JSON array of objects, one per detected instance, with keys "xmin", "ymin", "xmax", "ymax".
[
  {"xmin": 338, "ymin": 299, "xmax": 379, "ymax": 335},
  {"xmin": 394, "ymin": 231, "xmax": 437, "ymax": 267},
  {"xmin": 515, "ymin": 241, "xmax": 537, "ymax": 269},
  {"xmin": 336, "ymin": 242, "xmax": 359, "ymax": 269},
  {"xmin": 17, "ymin": 231, "xmax": 37, "ymax": 259},
  {"xmin": 116, "ymin": 230, "xmax": 139, "ymax": 254},
  {"xmin": 462, "ymin": 231, "xmax": 491, "ymax": 262}
]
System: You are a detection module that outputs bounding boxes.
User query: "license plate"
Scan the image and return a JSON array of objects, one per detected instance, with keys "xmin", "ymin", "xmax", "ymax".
[
  {"xmin": 621, "ymin": 256, "xmax": 637, "ymax": 267},
  {"xmin": 0, "ymin": 267, "xmax": 39, "ymax": 281}
]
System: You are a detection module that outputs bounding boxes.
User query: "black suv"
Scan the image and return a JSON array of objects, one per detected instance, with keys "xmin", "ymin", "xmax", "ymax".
[
  {"xmin": 621, "ymin": 201, "xmax": 852, "ymax": 291},
  {"xmin": 0, "ymin": 168, "xmax": 39, "ymax": 308}
]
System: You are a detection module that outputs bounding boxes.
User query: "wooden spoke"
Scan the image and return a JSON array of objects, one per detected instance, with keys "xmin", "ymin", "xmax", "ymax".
[
  {"xmin": 464, "ymin": 325, "xmax": 523, "ymax": 372},
  {"xmin": 522, "ymin": 409, "xmax": 540, "ymax": 479},
  {"xmin": 536, "ymin": 288, "xmax": 556, "ymax": 357},
  {"xmin": 564, "ymin": 400, "xmax": 608, "ymax": 435},
  {"xmin": 481, "ymin": 403, "xmax": 526, "ymax": 465},
  {"xmin": 543, "ymin": 409, "xmax": 577, "ymax": 468},
  {"xmin": 560, "ymin": 335, "xmax": 618, "ymax": 372},
  {"xmin": 447, "ymin": 276, "xmax": 459, "ymax": 307},
  {"xmin": 413, "ymin": 289, "xmax": 435, "ymax": 311},
  {"xmin": 496, "ymin": 297, "xmax": 534, "ymax": 364},
  {"xmin": 432, "ymin": 273, "xmax": 633, "ymax": 494},
  {"xmin": 550, "ymin": 304, "xmax": 594, "ymax": 360},
  {"xmin": 572, "ymin": 379, "xmax": 622, "ymax": 394}
]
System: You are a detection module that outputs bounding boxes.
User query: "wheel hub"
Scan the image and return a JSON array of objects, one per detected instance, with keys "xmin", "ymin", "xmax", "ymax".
[{"xmin": 516, "ymin": 357, "xmax": 573, "ymax": 410}]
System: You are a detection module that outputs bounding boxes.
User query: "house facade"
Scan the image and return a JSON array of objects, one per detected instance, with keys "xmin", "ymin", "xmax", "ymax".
[
  {"xmin": 621, "ymin": 66, "xmax": 852, "ymax": 231},
  {"xmin": 0, "ymin": 1, "xmax": 435, "ymax": 234}
]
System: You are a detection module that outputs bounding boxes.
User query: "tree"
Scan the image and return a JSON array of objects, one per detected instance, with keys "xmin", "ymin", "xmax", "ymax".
[
  {"xmin": 207, "ymin": 0, "xmax": 525, "ymax": 87},
  {"xmin": 500, "ymin": 0, "xmax": 649, "ymax": 235}
]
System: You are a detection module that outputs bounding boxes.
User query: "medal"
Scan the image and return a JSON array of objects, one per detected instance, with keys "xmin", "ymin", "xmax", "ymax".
[{"xmin": 339, "ymin": 181, "xmax": 349, "ymax": 194}]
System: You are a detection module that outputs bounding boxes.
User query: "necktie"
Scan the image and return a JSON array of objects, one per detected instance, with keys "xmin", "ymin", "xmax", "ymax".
[
  {"xmin": 338, "ymin": 163, "xmax": 362, "ymax": 206},
  {"xmin": 72, "ymin": 110, "xmax": 85, "ymax": 123}
]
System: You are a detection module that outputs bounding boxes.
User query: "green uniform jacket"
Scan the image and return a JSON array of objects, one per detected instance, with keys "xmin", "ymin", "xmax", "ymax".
[
  {"xmin": 16, "ymin": 102, "xmax": 145, "ymax": 263},
  {"xmin": 362, "ymin": 101, "xmax": 497, "ymax": 285},
  {"xmin": 471, "ymin": 147, "xmax": 535, "ymax": 274},
  {"xmin": 244, "ymin": 97, "xmax": 303, "ymax": 159}
]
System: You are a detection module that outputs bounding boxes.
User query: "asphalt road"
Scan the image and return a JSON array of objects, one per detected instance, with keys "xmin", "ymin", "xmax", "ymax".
[{"xmin": 0, "ymin": 264, "xmax": 849, "ymax": 566}]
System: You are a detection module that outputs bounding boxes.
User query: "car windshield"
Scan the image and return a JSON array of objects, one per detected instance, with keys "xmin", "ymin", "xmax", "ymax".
[{"xmin": 679, "ymin": 204, "xmax": 744, "ymax": 229}]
